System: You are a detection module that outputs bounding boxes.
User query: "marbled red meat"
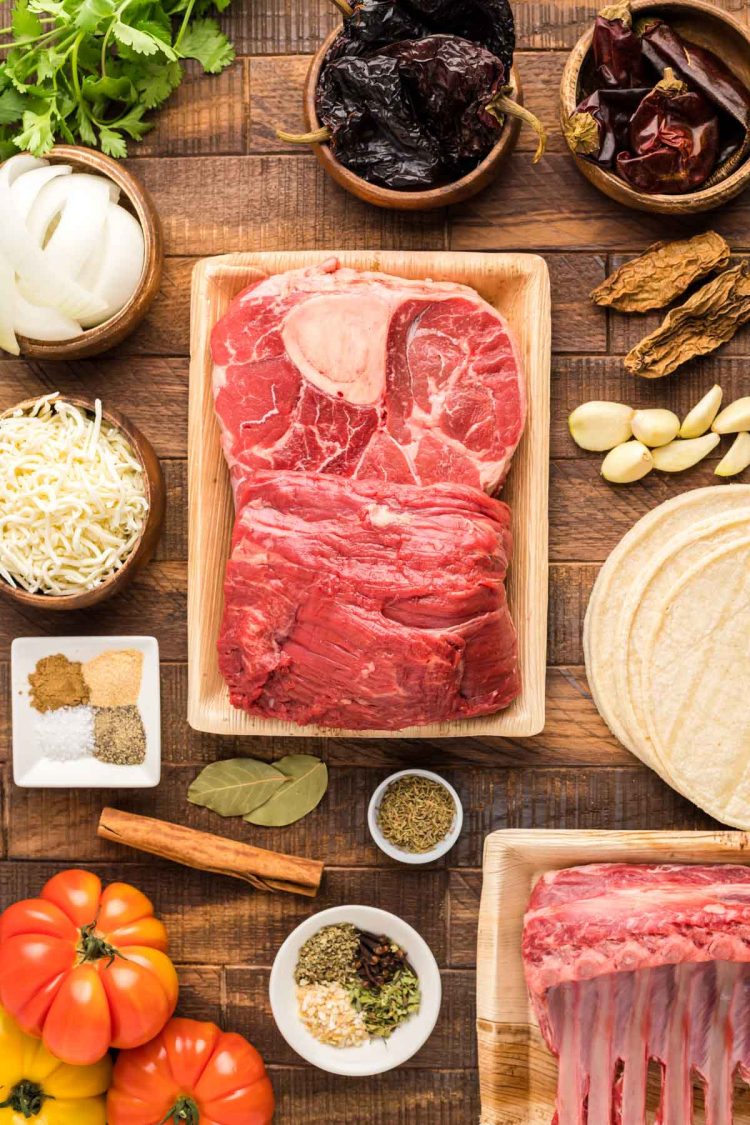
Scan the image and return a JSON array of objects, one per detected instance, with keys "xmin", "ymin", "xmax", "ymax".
[
  {"xmin": 218, "ymin": 471, "xmax": 520, "ymax": 730},
  {"xmin": 522, "ymin": 863, "xmax": 750, "ymax": 1124},
  {"xmin": 211, "ymin": 259, "xmax": 525, "ymax": 498}
]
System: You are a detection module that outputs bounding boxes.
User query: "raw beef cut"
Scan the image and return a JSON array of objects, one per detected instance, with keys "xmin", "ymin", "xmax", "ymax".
[
  {"xmin": 523, "ymin": 863, "xmax": 750, "ymax": 1125},
  {"xmin": 218, "ymin": 471, "xmax": 520, "ymax": 730},
  {"xmin": 211, "ymin": 259, "xmax": 525, "ymax": 498}
]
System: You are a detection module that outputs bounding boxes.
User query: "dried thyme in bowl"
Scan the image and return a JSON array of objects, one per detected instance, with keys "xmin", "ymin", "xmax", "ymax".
[{"xmin": 377, "ymin": 774, "xmax": 457, "ymax": 853}]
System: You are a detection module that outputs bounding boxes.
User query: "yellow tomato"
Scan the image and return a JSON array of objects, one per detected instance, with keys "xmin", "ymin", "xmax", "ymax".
[{"xmin": 0, "ymin": 1004, "xmax": 111, "ymax": 1125}]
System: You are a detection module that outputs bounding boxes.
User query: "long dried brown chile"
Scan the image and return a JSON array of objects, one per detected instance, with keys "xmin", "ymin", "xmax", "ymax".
[
  {"xmin": 591, "ymin": 1, "xmax": 647, "ymax": 88},
  {"xmin": 564, "ymin": 87, "xmax": 650, "ymax": 167},
  {"xmin": 616, "ymin": 69, "xmax": 720, "ymax": 194},
  {"xmin": 639, "ymin": 19, "xmax": 750, "ymax": 130}
]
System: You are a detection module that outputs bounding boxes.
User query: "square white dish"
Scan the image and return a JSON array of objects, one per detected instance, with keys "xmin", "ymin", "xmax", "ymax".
[{"xmin": 11, "ymin": 635, "xmax": 161, "ymax": 788}]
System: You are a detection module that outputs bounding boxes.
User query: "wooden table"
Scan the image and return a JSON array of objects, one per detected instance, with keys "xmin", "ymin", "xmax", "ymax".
[{"xmin": 2, "ymin": 0, "xmax": 749, "ymax": 1119}]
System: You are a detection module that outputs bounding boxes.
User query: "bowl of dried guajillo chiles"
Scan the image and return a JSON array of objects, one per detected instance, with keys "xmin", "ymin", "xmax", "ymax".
[
  {"xmin": 276, "ymin": 0, "xmax": 548, "ymax": 210},
  {"xmin": 561, "ymin": 0, "xmax": 750, "ymax": 213}
]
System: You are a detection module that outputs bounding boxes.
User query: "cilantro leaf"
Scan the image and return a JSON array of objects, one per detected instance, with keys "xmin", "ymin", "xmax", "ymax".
[
  {"xmin": 0, "ymin": 0, "xmax": 235, "ymax": 157},
  {"xmin": 75, "ymin": 0, "xmax": 117, "ymax": 33},
  {"xmin": 178, "ymin": 17, "xmax": 233, "ymax": 73},
  {"xmin": 13, "ymin": 104, "xmax": 54, "ymax": 154},
  {"xmin": 12, "ymin": 0, "xmax": 43, "ymax": 41},
  {"xmin": 98, "ymin": 124, "xmax": 127, "ymax": 157},
  {"xmin": 0, "ymin": 87, "xmax": 27, "ymax": 125}
]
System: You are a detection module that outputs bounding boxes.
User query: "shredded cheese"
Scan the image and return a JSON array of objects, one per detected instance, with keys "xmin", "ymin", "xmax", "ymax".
[{"xmin": 0, "ymin": 394, "xmax": 149, "ymax": 595}]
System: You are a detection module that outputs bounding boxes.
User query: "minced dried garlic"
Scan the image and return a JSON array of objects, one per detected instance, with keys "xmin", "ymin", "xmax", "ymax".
[{"xmin": 296, "ymin": 982, "xmax": 368, "ymax": 1047}]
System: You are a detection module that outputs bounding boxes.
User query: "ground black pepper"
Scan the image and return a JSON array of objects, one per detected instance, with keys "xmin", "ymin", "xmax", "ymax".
[{"xmin": 93, "ymin": 705, "xmax": 146, "ymax": 765}]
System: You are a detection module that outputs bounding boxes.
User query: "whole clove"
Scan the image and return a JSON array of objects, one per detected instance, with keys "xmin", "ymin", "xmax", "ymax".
[{"xmin": 354, "ymin": 929, "xmax": 414, "ymax": 990}]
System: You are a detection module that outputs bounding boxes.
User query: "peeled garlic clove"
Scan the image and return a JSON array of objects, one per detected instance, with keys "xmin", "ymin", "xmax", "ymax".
[
  {"xmin": 631, "ymin": 408, "xmax": 680, "ymax": 447},
  {"xmin": 712, "ymin": 397, "xmax": 750, "ymax": 435},
  {"xmin": 601, "ymin": 440, "xmax": 654, "ymax": 483},
  {"xmin": 715, "ymin": 432, "xmax": 750, "ymax": 478},
  {"xmin": 569, "ymin": 401, "xmax": 634, "ymax": 452},
  {"xmin": 651, "ymin": 432, "xmax": 720, "ymax": 472},
  {"xmin": 680, "ymin": 384, "xmax": 722, "ymax": 438}
]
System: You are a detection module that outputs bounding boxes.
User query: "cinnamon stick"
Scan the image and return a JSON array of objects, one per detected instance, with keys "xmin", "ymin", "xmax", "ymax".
[{"xmin": 98, "ymin": 808, "xmax": 324, "ymax": 898}]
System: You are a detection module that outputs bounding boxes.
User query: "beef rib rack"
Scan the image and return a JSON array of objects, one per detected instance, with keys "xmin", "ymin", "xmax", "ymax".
[
  {"xmin": 523, "ymin": 863, "xmax": 750, "ymax": 1125},
  {"xmin": 211, "ymin": 258, "xmax": 525, "ymax": 498},
  {"xmin": 218, "ymin": 471, "xmax": 520, "ymax": 730}
]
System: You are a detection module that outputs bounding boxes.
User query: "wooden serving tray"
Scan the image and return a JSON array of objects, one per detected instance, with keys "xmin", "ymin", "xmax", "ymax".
[
  {"xmin": 476, "ymin": 829, "xmax": 750, "ymax": 1125},
  {"xmin": 188, "ymin": 251, "xmax": 550, "ymax": 738}
]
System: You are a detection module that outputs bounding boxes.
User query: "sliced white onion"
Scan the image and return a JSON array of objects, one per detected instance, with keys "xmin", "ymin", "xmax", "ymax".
[
  {"xmin": 28, "ymin": 174, "xmax": 112, "ymax": 278},
  {"xmin": 79, "ymin": 202, "xmax": 146, "ymax": 328},
  {"xmin": 11, "ymin": 164, "xmax": 72, "ymax": 221},
  {"xmin": 76, "ymin": 235, "xmax": 106, "ymax": 289},
  {"xmin": 0, "ymin": 159, "xmax": 106, "ymax": 322},
  {"xmin": 13, "ymin": 292, "xmax": 84, "ymax": 342},
  {"xmin": 0, "ymin": 252, "xmax": 20, "ymax": 356}
]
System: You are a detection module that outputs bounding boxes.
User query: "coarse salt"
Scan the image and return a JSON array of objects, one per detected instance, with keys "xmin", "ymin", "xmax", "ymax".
[{"xmin": 35, "ymin": 704, "xmax": 95, "ymax": 761}]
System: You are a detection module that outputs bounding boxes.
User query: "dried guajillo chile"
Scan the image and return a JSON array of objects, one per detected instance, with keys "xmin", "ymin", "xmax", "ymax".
[
  {"xmin": 625, "ymin": 262, "xmax": 750, "ymax": 379},
  {"xmin": 332, "ymin": 0, "xmax": 516, "ymax": 74},
  {"xmin": 280, "ymin": 34, "xmax": 547, "ymax": 189},
  {"xmin": 591, "ymin": 232, "xmax": 731, "ymax": 312},
  {"xmin": 616, "ymin": 69, "xmax": 719, "ymax": 194},
  {"xmin": 591, "ymin": 1, "xmax": 647, "ymax": 88},
  {"xmin": 564, "ymin": 87, "xmax": 648, "ymax": 167},
  {"xmin": 639, "ymin": 19, "xmax": 750, "ymax": 132}
]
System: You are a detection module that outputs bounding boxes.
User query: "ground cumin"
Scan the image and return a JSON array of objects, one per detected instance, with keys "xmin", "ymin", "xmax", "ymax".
[
  {"xmin": 29, "ymin": 654, "xmax": 90, "ymax": 712},
  {"xmin": 83, "ymin": 649, "xmax": 143, "ymax": 707}
]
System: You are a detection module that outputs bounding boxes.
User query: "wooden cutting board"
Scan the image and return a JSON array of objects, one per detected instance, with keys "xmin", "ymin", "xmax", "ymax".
[
  {"xmin": 476, "ymin": 829, "xmax": 750, "ymax": 1125},
  {"xmin": 188, "ymin": 250, "xmax": 550, "ymax": 739}
]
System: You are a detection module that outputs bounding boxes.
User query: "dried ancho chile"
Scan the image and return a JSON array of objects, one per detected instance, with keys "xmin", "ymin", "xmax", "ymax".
[
  {"xmin": 591, "ymin": 1, "xmax": 647, "ymax": 88},
  {"xmin": 316, "ymin": 35, "xmax": 535, "ymax": 189},
  {"xmin": 616, "ymin": 69, "xmax": 719, "ymax": 194},
  {"xmin": 278, "ymin": 0, "xmax": 547, "ymax": 190},
  {"xmin": 333, "ymin": 0, "xmax": 516, "ymax": 74}
]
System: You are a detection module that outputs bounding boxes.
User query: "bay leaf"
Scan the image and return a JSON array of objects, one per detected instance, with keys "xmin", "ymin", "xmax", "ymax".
[
  {"xmin": 244, "ymin": 754, "xmax": 328, "ymax": 827},
  {"xmin": 188, "ymin": 758, "xmax": 286, "ymax": 817}
]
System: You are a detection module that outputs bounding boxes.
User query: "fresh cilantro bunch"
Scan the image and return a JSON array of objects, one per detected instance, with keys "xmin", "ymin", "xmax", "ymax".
[{"xmin": 0, "ymin": 0, "xmax": 234, "ymax": 158}]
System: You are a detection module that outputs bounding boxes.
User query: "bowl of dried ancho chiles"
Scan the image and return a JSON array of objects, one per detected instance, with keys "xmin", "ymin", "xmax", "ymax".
[
  {"xmin": 277, "ymin": 0, "xmax": 547, "ymax": 210},
  {"xmin": 561, "ymin": 0, "xmax": 750, "ymax": 213}
]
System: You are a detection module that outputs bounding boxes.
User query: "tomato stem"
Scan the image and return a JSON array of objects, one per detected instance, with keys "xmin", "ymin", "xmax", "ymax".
[
  {"xmin": 77, "ymin": 921, "xmax": 119, "ymax": 966},
  {"xmin": 0, "ymin": 1079, "xmax": 54, "ymax": 1118},
  {"xmin": 158, "ymin": 1096, "xmax": 201, "ymax": 1125}
]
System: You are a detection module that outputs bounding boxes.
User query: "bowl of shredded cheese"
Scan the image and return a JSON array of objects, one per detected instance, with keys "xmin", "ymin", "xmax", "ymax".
[{"xmin": 0, "ymin": 393, "xmax": 165, "ymax": 609}]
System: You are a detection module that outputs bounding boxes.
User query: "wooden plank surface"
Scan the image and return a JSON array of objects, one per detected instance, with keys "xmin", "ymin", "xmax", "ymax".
[{"xmin": 2, "ymin": 1, "xmax": 748, "ymax": 1121}]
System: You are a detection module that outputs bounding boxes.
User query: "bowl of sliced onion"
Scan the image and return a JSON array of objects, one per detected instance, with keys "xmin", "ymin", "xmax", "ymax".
[
  {"xmin": 0, "ymin": 146, "xmax": 163, "ymax": 360},
  {"xmin": 0, "ymin": 394, "xmax": 165, "ymax": 610}
]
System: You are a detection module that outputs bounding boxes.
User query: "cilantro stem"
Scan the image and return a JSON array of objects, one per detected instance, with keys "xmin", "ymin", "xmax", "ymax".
[
  {"xmin": 174, "ymin": 0, "xmax": 197, "ymax": 51},
  {"xmin": 70, "ymin": 30, "xmax": 84, "ymax": 101},
  {"xmin": 0, "ymin": 24, "xmax": 66, "ymax": 50}
]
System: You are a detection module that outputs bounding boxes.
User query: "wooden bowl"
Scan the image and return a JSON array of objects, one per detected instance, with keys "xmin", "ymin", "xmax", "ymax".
[
  {"xmin": 0, "ymin": 396, "xmax": 165, "ymax": 611},
  {"xmin": 14, "ymin": 146, "xmax": 164, "ymax": 359},
  {"xmin": 303, "ymin": 27, "xmax": 523, "ymax": 211},
  {"xmin": 560, "ymin": 0, "xmax": 750, "ymax": 214}
]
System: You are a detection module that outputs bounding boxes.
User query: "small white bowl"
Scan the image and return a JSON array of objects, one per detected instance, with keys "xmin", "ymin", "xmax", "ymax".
[
  {"xmin": 11, "ymin": 635, "xmax": 161, "ymax": 788},
  {"xmin": 269, "ymin": 904, "xmax": 441, "ymax": 1076},
  {"xmin": 367, "ymin": 769, "xmax": 463, "ymax": 865}
]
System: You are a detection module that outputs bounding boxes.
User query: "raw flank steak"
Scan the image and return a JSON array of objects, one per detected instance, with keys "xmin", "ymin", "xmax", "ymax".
[{"xmin": 218, "ymin": 472, "xmax": 520, "ymax": 730}]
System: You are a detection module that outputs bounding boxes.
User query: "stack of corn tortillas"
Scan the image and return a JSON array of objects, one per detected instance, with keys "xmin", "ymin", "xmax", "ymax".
[{"xmin": 584, "ymin": 485, "xmax": 750, "ymax": 828}]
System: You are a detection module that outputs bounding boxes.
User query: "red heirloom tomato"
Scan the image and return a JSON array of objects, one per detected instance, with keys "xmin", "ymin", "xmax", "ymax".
[
  {"xmin": 107, "ymin": 1017, "xmax": 275, "ymax": 1125},
  {"xmin": 0, "ymin": 869, "xmax": 179, "ymax": 1067}
]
